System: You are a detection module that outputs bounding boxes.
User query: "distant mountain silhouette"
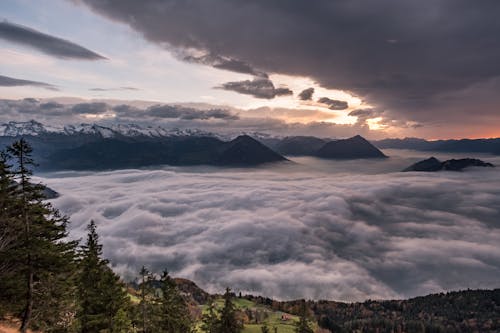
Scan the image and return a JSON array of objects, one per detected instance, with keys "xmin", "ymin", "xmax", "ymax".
[
  {"xmin": 215, "ymin": 135, "xmax": 287, "ymax": 166},
  {"xmin": 261, "ymin": 136, "xmax": 328, "ymax": 155},
  {"xmin": 260, "ymin": 135, "xmax": 387, "ymax": 159},
  {"xmin": 404, "ymin": 157, "xmax": 494, "ymax": 172},
  {"xmin": 375, "ymin": 137, "xmax": 500, "ymax": 155},
  {"xmin": 46, "ymin": 135, "xmax": 286, "ymax": 170},
  {"xmin": 42, "ymin": 186, "xmax": 59, "ymax": 199},
  {"xmin": 316, "ymin": 135, "xmax": 387, "ymax": 159}
]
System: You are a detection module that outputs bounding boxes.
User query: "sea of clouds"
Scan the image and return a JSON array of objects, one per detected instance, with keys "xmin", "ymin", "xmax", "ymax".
[{"xmin": 36, "ymin": 150, "xmax": 500, "ymax": 302}]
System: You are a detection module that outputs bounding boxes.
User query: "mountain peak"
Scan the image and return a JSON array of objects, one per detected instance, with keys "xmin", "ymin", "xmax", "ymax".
[
  {"xmin": 216, "ymin": 135, "xmax": 287, "ymax": 166},
  {"xmin": 404, "ymin": 157, "xmax": 494, "ymax": 172},
  {"xmin": 316, "ymin": 135, "xmax": 387, "ymax": 159},
  {"xmin": 0, "ymin": 120, "xmax": 50, "ymax": 137}
]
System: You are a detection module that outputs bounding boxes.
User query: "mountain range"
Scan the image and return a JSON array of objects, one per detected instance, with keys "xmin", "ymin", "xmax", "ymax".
[
  {"xmin": 260, "ymin": 135, "xmax": 387, "ymax": 159},
  {"xmin": 0, "ymin": 121, "xmax": 388, "ymax": 170},
  {"xmin": 375, "ymin": 137, "xmax": 500, "ymax": 155}
]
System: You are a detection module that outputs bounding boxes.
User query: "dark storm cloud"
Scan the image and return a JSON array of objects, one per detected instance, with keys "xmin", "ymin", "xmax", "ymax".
[
  {"xmin": 39, "ymin": 101, "xmax": 64, "ymax": 110},
  {"xmin": 41, "ymin": 156, "xmax": 500, "ymax": 301},
  {"xmin": 184, "ymin": 53, "xmax": 268, "ymax": 78},
  {"xmin": 318, "ymin": 97, "xmax": 349, "ymax": 110},
  {"xmin": 90, "ymin": 87, "xmax": 139, "ymax": 91},
  {"xmin": 71, "ymin": 102, "xmax": 108, "ymax": 115},
  {"xmin": 0, "ymin": 21, "xmax": 106, "ymax": 60},
  {"xmin": 219, "ymin": 78, "xmax": 292, "ymax": 99},
  {"xmin": 349, "ymin": 109, "xmax": 375, "ymax": 118},
  {"xmin": 145, "ymin": 105, "xmax": 239, "ymax": 120},
  {"xmin": 348, "ymin": 108, "xmax": 383, "ymax": 125},
  {"xmin": 77, "ymin": 0, "xmax": 500, "ymax": 130},
  {"xmin": 298, "ymin": 87, "xmax": 314, "ymax": 101},
  {"xmin": 0, "ymin": 74, "xmax": 57, "ymax": 90}
]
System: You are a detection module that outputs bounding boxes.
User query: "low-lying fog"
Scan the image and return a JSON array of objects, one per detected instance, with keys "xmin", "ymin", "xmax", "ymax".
[{"xmin": 36, "ymin": 149, "xmax": 500, "ymax": 301}]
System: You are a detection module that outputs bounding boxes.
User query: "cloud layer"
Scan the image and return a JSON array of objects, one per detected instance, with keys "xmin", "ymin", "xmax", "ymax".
[
  {"xmin": 0, "ymin": 21, "xmax": 106, "ymax": 60},
  {"xmin": 39, "ymin": 152, "xmax": 500, "ymax": 301},
  {"xmin": 0, "ymin": 98, "xmax": 384, "ymax": 139}
]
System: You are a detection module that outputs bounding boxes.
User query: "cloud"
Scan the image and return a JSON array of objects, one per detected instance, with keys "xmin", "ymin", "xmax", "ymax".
[
  {"xmin": 298, "ymin": 87, "xmax": 314, "ymax": 101},
  {"xmin": 76, "ymin": 0, "xmax": 500, "ymax": 134},
  {"xmin": 0, "ymin": 21, "xmax": 106, "ymax": 60},
  {"xmin": 0, "ymin": 74, "xmax": 57, "ymax": 91},
  {"xmin": 71, "ymin": 102, "xmax": 108, "ymax": 115},
  {"xmin": 0, "ymin": 98, "xmax": 387, "ymax": 138},
  {"xmin": 318, "ymin": 97, "xmax": 349, "ymax": 110},
  {"xmin": 184, "ymin": 53, "xmax": 268, "ymax": 78},
  {"xmin": 348, "ymin": 108, "xmax": 384, "ymax": 126},
  {"xmin": 145, "ymin": 105, "xmax": 239, "ymax": 120},
  {"xmin": 218, "ymin": 78, "xmax": 293, "ymax": 99},
  {"xmin": 36, "ymin": 152, "xmax": 500, "ymax": 301},
  {"xmin": 39, "ymin": 101, "xmax": 64, "ymax": 110},
  {"xmin": 0, "ymin": 99, "xmax": 240, "ymax": 123},
  {"xmin": 89, "ymin": 87, "xmax": 139, "ymax": 92}
]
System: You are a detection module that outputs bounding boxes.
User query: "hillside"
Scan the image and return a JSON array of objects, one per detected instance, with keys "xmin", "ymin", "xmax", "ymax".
[
  {"xmin": 133, "ymin": 279, "xmax": 500, "ymax": 333},
  {"xmin": 234, "ymin": 289, "xmax": 500, "ymax": 332}
]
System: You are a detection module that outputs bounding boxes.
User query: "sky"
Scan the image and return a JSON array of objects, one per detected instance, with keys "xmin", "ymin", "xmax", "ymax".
[{"xmin": 1, "ymin": 0, "xmax": 500, "ymax": 139}]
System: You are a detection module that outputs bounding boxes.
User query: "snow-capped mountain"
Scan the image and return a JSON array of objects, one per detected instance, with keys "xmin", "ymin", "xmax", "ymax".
[
  {"xmin": 0, "ymin": 120, "xmax": 217, "ymax": 139},
  {"xmin": 0, "ymin": 120, "xmax": 53, "ymax": 137}
]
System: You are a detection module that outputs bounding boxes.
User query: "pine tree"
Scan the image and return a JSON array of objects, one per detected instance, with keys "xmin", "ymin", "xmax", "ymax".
[
  {"xmin": 217, "ymin": 288, "xmax": 243, "ymax": 333},
  {"xmin": 201, "ymin": 299, "xmax": 219, "ymax": 333},
  {"xmin": 139, "ymin": 265, "xmax": 155, "ymax": 333},
  {"xmin": 158, "ymin": 270, "xmax": 193, "ymax": 332},
  {"xmin": 0, "ymin": 151, "xmax": 16, "ymax": 251},
  {"xmin": 5, "ymin": 139, "xmax": 77, "ymax": 332},
  {"xmin": 0, "ymin": 150, "xmax": 20, "ymax": 316},
  {"xmin": 77, "ymin": 220, "xmax": 130, "ymax": 333},
  {"xmin": 294, "ymin": 301, "xmax": 313, "ymax": 333}
]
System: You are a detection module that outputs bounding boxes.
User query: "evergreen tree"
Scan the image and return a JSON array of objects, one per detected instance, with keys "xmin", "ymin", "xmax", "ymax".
[
  {"xmin": 138, "ymin": 265, "xmax": 158, "ymax": 333},
  {"xmin": 294, "ymin": 301, "xmax": 313, "ymax": 333},
  {"xmin": 140, "ymin": 265, "xmax": 149, "ymax": 332},
  {"xmin": 77, "ymin": 220, "xmax": 130, "ymax": 333},
  {"xmin": 217, "ymin": 288, "xmax": 243, "ymax": 333},
  {"xmin": 0, "ymin": 151, "xmax": 16, "ymax": 251},
  {"xmin": 158, "ymin": 270, "xmax": 193, "ymax": 332},
  {"xmin": 201, "ymin": 299, "xmax": 219, "ymax": 333},
  {"xmin": 113, "ymin": 307, "xmax": 132, "ymax": 333},
  {"xmin": 4, "ymin": 139, "xmax": 77, "ymax": 332},
  {"xmin": 0, "ymin": 150, "xmax": 20, "ymax": 316}
]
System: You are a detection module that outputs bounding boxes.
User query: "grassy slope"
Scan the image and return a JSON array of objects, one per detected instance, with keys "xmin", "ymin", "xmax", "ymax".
[{"xmin": 195, "ymin": 297, "xmax": 302, "ymax": 333}]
